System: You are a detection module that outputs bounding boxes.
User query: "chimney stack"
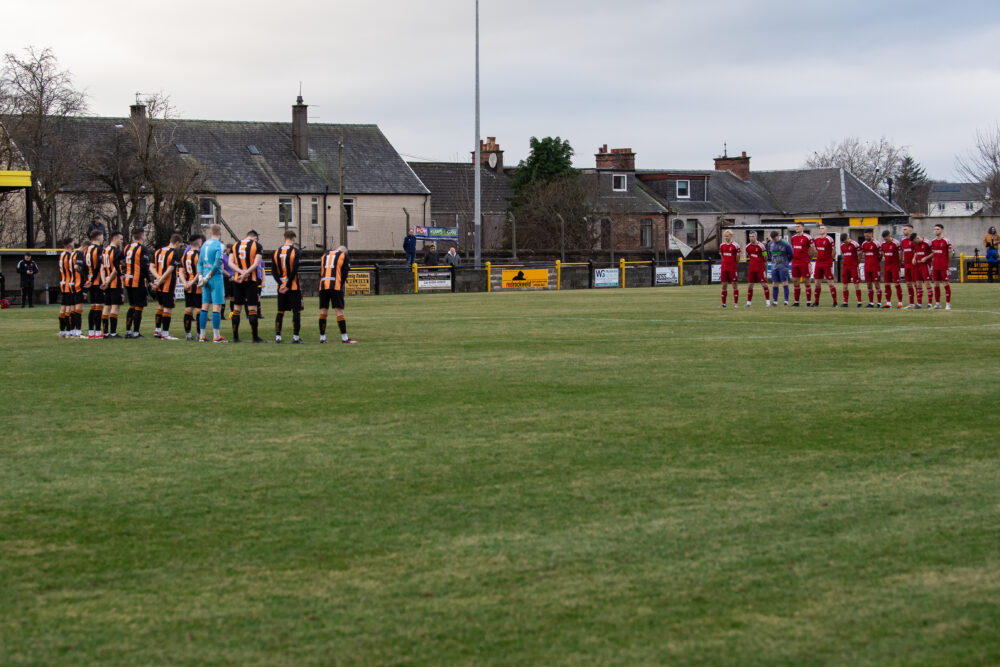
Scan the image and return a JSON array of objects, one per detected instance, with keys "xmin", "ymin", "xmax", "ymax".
[
  {"xmin": 714, "ymin": 150, "xmax": 751, "ymax": 181},
  {"xmin": 595, "ymin": 145, "xmax": 635, "ymax": 171},
  {"xmin": 130, "ymin": 103, "xmax": 146, "ymax": 122},
  {"xmin": 292, "ymin": 95, "xmax": 309, "ymax": 160},
  {"xmin": 472, "ymin": 136, "xmax": 504, "ymax": 173}
]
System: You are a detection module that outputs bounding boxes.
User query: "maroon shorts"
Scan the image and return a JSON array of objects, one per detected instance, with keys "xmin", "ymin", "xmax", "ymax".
[
  {"xmin": 747, "ymin": 268, "xmax": 768, "ymax": 284},
  {"xmin": 720, "ymin": 268, "xmax": 738, "ymax": 283},
  {"xmin": 864, "ymin": 265, "xmax": 881, "ymax": 282},
  {"xmin": 912, "ymin": 264, "xmax": 929, "ymax": 281},
  {"xmin": 791, "ymin": 262, "xmax": 811, "ymax": 279},
  {"xmin": 932, "ymin": 267, "xmax": 950, "ymax": 282},
  {"xmin": 883, "ymin": 265, "xmax": 901, "ymax": 283},
  {"xmin": 841, "ymin": 266, "xmax": 860, "ymax": 284},
  {"xmin": 813, "ymin": 263, "xmax": 835, "ymax": 280}
]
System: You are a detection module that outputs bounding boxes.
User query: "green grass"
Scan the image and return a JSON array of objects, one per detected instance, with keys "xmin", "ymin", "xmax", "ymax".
[{"xmin": 2, "ymin": 286, "xmax": 999, "ymax": 665}]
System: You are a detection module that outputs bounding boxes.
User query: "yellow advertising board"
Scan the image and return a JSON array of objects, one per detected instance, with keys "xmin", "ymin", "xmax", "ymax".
[
  {"xmin": 849, "ymin": 217, "xmax": 879, "ymax": 227},
  {"xmin": 346, "ymin": 270, "xmax": 371, "ymax": 296},
  {"xmin": 501, "ymin": 268, "xmax": 548, "ymax": 289},
  {"xmin": 0, "ymin": 171, "xmax": 31, "ymax": 188}
]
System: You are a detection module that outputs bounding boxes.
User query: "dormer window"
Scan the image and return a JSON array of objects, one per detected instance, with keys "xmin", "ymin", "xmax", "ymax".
[
  {"xmin": 612, "ymin": 174, "xmax": 627, "ymax": 192},
  {"xmin": 677, "ymin": 180, "xmax": 690, "ymax": 199}
]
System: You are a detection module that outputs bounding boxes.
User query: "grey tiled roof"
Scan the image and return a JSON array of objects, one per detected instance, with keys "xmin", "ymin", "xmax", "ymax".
[
  {"xmin": 53, "ymin": 116, "xmax": 428, "ymax": 195},
  {"xmin": 755, "ymin": 168, "xmax": 899, "ymax": 215},
  {"xmin": 928, "ymin": 182, "xmax": 985, "ymax": 202},
  {"xmin": 407, "ymin": 162, "xmax": 511, "ymax": 213},
  {"xmin": 583, "ymin": 172, "xmax": 668, "ymax": 215}
]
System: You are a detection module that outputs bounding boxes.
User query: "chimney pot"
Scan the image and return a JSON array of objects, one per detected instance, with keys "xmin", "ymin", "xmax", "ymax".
[{"xmin": 292, "ymin": 97, "xmax": 309, "ymax": 160}]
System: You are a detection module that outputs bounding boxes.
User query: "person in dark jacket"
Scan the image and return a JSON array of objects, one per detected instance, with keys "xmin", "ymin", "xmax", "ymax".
[
  {"xmin": 423, "ymin": 243, "xmax": 439, "ymax": 266},
  {"xmin": 443, "ymin": 246, "xmax": 461, "ymax": 268},
  {"xmin": 403, "ymin": 228, "xmax": 417, "ymax": 266},
  {"xmin": 87, "ymin": 216, "xmax": 107, "ymax": 239},
  {"xmin": 16, "ymin": 253, "xmax": 39, "ymax": 307}
]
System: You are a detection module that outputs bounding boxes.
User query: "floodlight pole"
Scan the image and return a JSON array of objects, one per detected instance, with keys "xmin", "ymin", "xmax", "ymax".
[{"xmin": 473, "ymin": 0, "xmax": 482, "ymax": 268}]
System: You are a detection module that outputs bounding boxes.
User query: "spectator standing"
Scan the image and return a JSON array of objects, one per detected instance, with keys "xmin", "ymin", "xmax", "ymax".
[
  {"xmin": 403, "ymin": 228, "xmax": 417, "ymax": 266},
  {"xmin": 984, "ymin": 226, "xmax": 1000, "ymax": 252},
  {"xmin": 87, "ymin": 216, "xmax": 108, "ymax": 239},
  {"xmin": 16, "ymin": 253, "xmax": 39, "ymax": 307},
  {"xmin": 443, "ymin": 246, "xmax": 461, "ymax": 268},
  {"xmin": 423, "ymin": 243, "xmax": 439, "ymax": 266},
  {"xmin": 986, "ymin": 242, "xmax": 999, "ymax": 283}
]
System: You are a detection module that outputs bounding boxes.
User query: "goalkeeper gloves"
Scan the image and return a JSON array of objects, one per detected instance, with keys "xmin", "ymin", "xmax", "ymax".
[{"xmin": 197, "ymin": 275, "xmax": 208, "ymax": 287}]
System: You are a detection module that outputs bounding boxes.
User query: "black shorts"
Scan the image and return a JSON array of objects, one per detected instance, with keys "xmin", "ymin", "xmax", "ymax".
[
  {"xmin": 104, "ymin": 287, "xmax": 124, "ymax": 306},
  {"xmin": 126, "ymin": 286, "xmax": 148, "ymax": 308},
  {"xmin": 61, "ymin": 290, "xmax": 83, "ymax": 306},
  {"xmin": 277, "ymin": 290, "xmax": 303, "ymax": 312},
  {"xmin": 319, "ymin": 288, "xmax": 345, "ymax": 310},
  {"xmin": 184, "ymin": 291, "xmax": 202, "ymax": 309},
  {"xmin": 89, "ymin": 287, "xmax": 105, "ymax": 305},
  {"xmin": 157, "ymin": 291, "xmax": 176, "ymax": 309},
  {"xmin": 232, "ymin": 281, "xmax": 260, "ymax": 307}
]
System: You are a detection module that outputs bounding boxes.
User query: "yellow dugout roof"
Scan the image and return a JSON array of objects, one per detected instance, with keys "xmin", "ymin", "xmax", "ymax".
[{"xmin": 0, "ymin": 171, "xmax": 32, "ymax": 187}]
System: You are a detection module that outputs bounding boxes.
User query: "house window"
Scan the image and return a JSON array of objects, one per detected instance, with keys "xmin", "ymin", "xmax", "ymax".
[
  {"xmin": 198, "ymin": 198, "xmax": 215, "ymax": 225},
  {"xmin": 641, "ymin": 219, "xmax": 653, "ymax": 248},
  {"xmin": 311, "ymin": 197, "xmax": 319, "ymax": 226},
  {"xmin": 342, "ymin": 198, "xmax": 356, "ymax": 230},
  {"xmin": 279, "ymin": 197, "xmax": 293, "ymax": 227},
  {"xmin": 672, "ymin": 219, "xmax": 685, "ymax": 236},
  {"xmin": 686, "ymin": 219, "xmax": 699, "ymax": 246},
  {"xmin": 612, "ymin": 174, "xmax": 627, "ymax": 192},
  {"xmin": 937, "ymin": 202, "xmax": 945, "ymax": 211},
  {"xmin": 965, "ymin": 201, "xmax": 975, "ymax": 210},
  {"xmin": 677, "ymin": 180, "xmax": 690, "ymax": 199}
]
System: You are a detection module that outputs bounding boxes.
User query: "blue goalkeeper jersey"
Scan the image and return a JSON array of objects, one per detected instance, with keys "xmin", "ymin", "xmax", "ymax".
[
  {"xmin": 199, "ymin": 238, "xmax": 223, "ymax": 280},
  {"xmin": 767, "ymin": 240, "xmax": 793, "ymax": 269}
]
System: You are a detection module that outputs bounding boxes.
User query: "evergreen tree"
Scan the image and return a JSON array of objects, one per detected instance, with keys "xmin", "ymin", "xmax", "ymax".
[
  {"xmin": 511, "ymin": 136, "xmax": 576, "ymax": 196},
  {"xmin": 893, "ymin": 155, "xmax": 929, "ymax": 214}
]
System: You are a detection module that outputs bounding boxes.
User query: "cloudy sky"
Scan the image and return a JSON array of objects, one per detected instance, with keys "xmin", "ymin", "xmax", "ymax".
[{"xmin": 4, "ymin": 0, "xmax": 1000, "ymax": 179}]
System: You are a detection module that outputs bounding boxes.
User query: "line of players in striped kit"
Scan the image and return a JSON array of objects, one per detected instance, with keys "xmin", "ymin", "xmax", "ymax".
[{"xmin": 718, "ymin": 222, "xmax": 954, "ymax": 310}]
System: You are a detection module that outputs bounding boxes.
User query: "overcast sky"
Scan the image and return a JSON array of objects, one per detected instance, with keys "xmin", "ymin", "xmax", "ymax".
[{"xmin": 4, "ymin": 0, "xmax": 1000, "ymax": 179}]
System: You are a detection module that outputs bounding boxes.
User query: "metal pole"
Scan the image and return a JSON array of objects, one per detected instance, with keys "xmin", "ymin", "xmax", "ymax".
[
  {"xmin": 557, "ymin": 213, "xmax": 565, "ymax": 262},
  {"xmin": 510, "ymin": 212, "xmax": 517, "ymax": 260},
  {"xmin": 473, "ymin": 0, "xmax": 482, "ymax": 268},
  {"xmin": 339, "ymin": 139, "xmax": 346, "ymax": 248},
  {"xmin": 25, "ymin": 186, "xmax": 34, "ymax": 248}
]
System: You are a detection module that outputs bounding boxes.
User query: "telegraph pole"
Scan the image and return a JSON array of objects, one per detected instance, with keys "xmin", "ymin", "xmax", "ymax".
[
  {"xmin": 339, "ymin": 138, "xmax": 346, "ymax": 248},
  {"xmin": 473, "ymin": 0, "xmax": 482, "ymax": 268}
]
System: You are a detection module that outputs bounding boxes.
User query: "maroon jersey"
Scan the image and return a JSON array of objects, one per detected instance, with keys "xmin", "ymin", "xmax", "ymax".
[
  {"xmin": 719, "ymin": 242, "xmax": 740, "ymax": 272},
  {"xmin": 881, "ymin": 238, "xmax": 901, "ymax": 267},
  {"xmin": 840, "ymin": 240, "xmax": 861, "ymax": 268},
  {"xmin": 930, "ymin": 237, "xmax": 952, "ymax": 271},
  {"xmin": 745, "ymin": 241, "xmax": 766, "ymax": 271},
  {"xmin": 861, "ymin": 240, "xmax": 882, "ymax": 268},
  {"xmin": 791, "ymin": 233, "xmax": 813, "ymax": 263},
  {"xmin": 901, "ymin": 237, "xmax": 915, "ymax": 268},
  {"xmin": 913, "ymin": 240, "xmax": 932, "ymax": 266},
  {"xmin": 814, "ymin": 235, "xmax": 835, "ymax": 265}
]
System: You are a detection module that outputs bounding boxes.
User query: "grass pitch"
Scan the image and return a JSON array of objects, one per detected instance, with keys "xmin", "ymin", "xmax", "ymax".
[{"xmin": 2, "ymin": 286, "xmax": 999, "ymax": 665}]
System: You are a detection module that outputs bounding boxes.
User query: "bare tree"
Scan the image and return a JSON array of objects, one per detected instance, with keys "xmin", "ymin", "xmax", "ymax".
[
  {"xmin": 0, "ymin": 47, "xmax": 88, "ymax": 246},
  {"xmin": 512, "ymin": 175, "xmax": 597, "ymax": 251},
  {"xmin": 806, "ymin": 136, "xmax": 906, "ymax": 194},
  {"xmin": 956, "ymin": 123, "xmax": 1000, "ymax": 213}
]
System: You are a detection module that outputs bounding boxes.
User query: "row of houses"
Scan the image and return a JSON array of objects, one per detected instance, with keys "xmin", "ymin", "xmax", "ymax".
[{"xmin": 4, "ymin": 96, "xmax": 975, "ymax": 256}]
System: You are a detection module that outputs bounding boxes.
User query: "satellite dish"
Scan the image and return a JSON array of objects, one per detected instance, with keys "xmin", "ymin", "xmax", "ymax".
[{"xmin": 487, "ymin": 152, "xmax": 498, "ymax": 169}]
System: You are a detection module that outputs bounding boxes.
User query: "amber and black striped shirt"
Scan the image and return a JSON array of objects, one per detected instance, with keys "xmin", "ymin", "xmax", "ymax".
[
  {"xmin": 319, "ymin": 249, "xmax": 350, "ymax": 291},
  {"xmin": 271, "ymin": 244, "xmax": 300, "ymax": 291}
]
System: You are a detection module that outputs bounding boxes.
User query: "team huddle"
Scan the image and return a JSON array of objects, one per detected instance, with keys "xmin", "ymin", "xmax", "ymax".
[
  {"xmin": 56, "ymin": 225, "xmax": 357, "ymax": 344},
  {"xmin": 718, "ymin": 222, "xmax": 954, "ymax": 310}
]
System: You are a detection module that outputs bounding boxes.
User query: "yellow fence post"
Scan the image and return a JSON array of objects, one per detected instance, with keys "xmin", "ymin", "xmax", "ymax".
[
  {"xmin": 960, "ymin": 253, "xmax": 965, "ymax": 284},
  {"xmin": 619, "ymin": 257, "xmax": 626, "ymax": 287},
  {"xmin": 555, "ymin": 260, "xmax": 561, "ymax": 290},
  {"xmin": 485, "ymin": 261, "xmax": 492, "ymax": 293},
  {"xmin": 678, "ymin": 257, "xmax": 684, "ymax": 286},
  {"xmin": 412, "ymin": 262, "xmax": 419, "ymax": 293}
]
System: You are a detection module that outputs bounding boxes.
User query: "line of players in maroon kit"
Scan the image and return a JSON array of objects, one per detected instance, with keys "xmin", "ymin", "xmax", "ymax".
[{"xmin": 719, "ymin": 222, "xmax": 954, "ymax": 310}]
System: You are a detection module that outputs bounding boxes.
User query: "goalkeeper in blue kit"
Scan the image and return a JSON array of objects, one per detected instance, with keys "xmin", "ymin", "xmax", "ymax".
[{"xmin": 197, "ymin": 224, "xmax": 228, "ymax": 342}]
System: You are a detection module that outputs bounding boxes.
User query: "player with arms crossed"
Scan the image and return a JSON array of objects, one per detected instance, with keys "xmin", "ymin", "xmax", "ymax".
[
  {"xmin": 744, "ymin": 231, "xmax": 770, "ymax": 307},
  {"xmin": 318, "ymin": 245, "xmax": 357, "ymax": 343},
  {"xmin": 910, "ymin": 232, "xmax": 932, "ymax": 308},
  {"xmin": 811, "ymin": 224, "xmax": 837, "ymax": 307},
  {"xmin": 767, "ymin": 231, "xmax": 793, "ymax": 305},
  {"xmin": 179, "ymin": 235, "xmax": 204, "ymax": 340},
  {"xmin": 122, "ymin": 228, "xmax": 152, "ymax": 338},
  {"xmin": 197, "ymin": 224, "xmax": 228, "ymax": 342},
  {"xmin": 790, "ymin": 222, "xmax": 814, "ymax": 306},
  {"xmin": 718, "ymin": 229, "xmax": 740, "ymax": 308},
  {"xmin": 229, "ymin": 230, "xmax": 266, "ymax": 343},
  {"xmin": 273, "ymin": 230, "xmax": 305, "ymax": 343},
  {"xmin": 860, "ymin": 229, "xmax": 883, "ymax": 308},
  {"xmin": 839, "ymin": 233, "xmax": 863, "ymax": 307},
  {"xmin": 929, "ymin": 223, "xmax": 953, "ymax": 310},
  {"xmin": 880, "ymin": 230, "xmax": 903, "ymax": 308}
]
